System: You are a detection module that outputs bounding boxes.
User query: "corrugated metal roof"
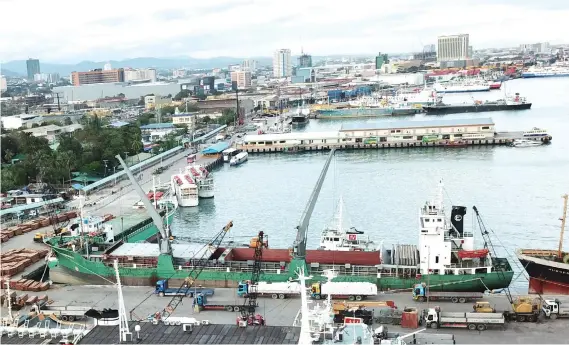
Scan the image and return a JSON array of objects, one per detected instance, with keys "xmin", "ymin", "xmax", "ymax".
[
  {"xmin": 340, "ymin": 117, "xmax": 495, "ymax": 131},
  {"xmin": 140, "ymin": 123, "xmax": 175, "ymax": 129},
  {"xmin": 202, "ymin": 142, "xmax": 230, "ymax": 154}
]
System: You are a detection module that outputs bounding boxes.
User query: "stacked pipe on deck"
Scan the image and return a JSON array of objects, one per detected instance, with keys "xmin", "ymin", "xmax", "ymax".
[
  {"xmin": 0, "ymin": 210, "xmax": 78, "ymax": 243},
  {"xmin": 0, "ymin": 248, "xmax": 50, "ymax": 284},
  {"xmin": 393, "ymin": 244, "xmax": 419, "ymax": 266}
]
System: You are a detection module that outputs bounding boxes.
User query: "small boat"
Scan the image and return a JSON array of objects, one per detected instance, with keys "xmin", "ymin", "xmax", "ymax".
[
  {"xmin": 230, "ymin": 151, "xmax": 248, "ymax": 166},
  {"xmin": 444, "ymin": 141, "xmax": 468, "ymax": 148},
  {"xmin": 319, "ymin": 197, "xmax": 374, "ymax": 251},
  {"xmin": 510, "ymin": 139, "xmax": 543, "ymax": 147},
  {"xmin": 523, "ymin": 127, "xmax": 552, "ymax": 142}
]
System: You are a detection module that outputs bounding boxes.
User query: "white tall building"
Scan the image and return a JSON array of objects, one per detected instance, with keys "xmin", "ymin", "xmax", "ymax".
[
  {"xmin": 103, "ymin": 62, "xmax": 112, "ymax": 71},
  {"xmin": 242, "ymin": 59, "xmax": 257, "ymax": 72},
  {"xmin": 273, "ymin": 49, "xmax": 292, "ymax": 77},
  {"xmin": 124, "ymin": 68, "xmax": 157, "ymax": 82},
  {"xmin": 437, "ymin": 34, "xmax": 470, "ymax": 62},
  {"xmin": 1, "ymin": 76, "xmax": 7, "ymax": 92}
]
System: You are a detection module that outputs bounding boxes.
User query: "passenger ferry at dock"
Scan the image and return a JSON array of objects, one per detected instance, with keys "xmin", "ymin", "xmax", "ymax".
[{"xmin": 170, "ymin": 173, "xmax": 199, "ymax": 207}]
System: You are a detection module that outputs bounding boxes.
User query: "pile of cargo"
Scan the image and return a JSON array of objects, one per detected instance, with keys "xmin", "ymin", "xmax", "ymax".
[
  {"xmin": 401, "ymin": 307, "xmax": 420, "ymax": 329},
  {"xmin": 374, "ymin": 307, "xmax": 404, "ymax": 325},
  {"xmin": 0, "ymin": 210, "xmax": 77, "ymax": 243},
  {"xmin": 0, "ymin": 248, "xmax": 50, "ymax": 277},
  {"xmin": 0, "ymin": 291, "xmax": 49, "ymax": 310}
]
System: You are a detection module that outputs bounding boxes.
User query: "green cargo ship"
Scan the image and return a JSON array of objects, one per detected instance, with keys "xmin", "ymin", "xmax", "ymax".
[{"xmin": 47, "ymin": 190, "xmax": 514, "ymax": 292}]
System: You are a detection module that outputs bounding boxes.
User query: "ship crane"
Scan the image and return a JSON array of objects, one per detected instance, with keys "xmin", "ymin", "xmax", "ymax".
[
  {"xmin": 290, "ymin": 148, "xmax": 336, "ymax": 273},
  {"xmin": 158, "ymin": 221, "xmax": 233, "ymax": 321},
  {"xmin": 116, "ymin": 155, "xmax": 171, "ymax": 255},
  {"xmin": 239, "ymin": 231, "xmax": 265, "ymax": 326}
]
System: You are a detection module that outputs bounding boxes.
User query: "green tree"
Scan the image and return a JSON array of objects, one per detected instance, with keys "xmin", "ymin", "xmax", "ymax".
[
  {"xmin": 173, "ymin": 89, "xmax": 190, "ymax": 101},
  {"xmin": 202, "ymin": 115, "xmax": 211, "ymax": 124},
  {"xmin": 160, "ymin": 105, "xmax": 177, "ymax": 116},
  {"xmin": 4, "ymin": 148, "xmax": 14, "ymax": 164},
  {"xmin": 63, "ymin": 117, "xmax": 73, "ymax": 125}
]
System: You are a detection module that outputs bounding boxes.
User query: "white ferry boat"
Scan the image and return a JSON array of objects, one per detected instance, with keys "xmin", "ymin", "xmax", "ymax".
[
  {"xmin": 319, "ymin": 197, "xmax": 374, "ymax": 251},
  {"xmin": 521, "ymin": 66, "xmax": 569, "ymax": 78},
  {"xmin": 186, "ymin": 165, "xmax": 214, "ymax": 198},
  {"xmin": 222, "ymin": 148, "xmax": 241, "ymax": 163},
  {"xmin": 434, "ymin": 80, "xmax": 490, "ymax": 93},
  {"xmin": 522, "ymin": 127, "xmax": 552, "ymax": 142},
  {"xmin": 170, "ymin": 173, "xmax": 199, "ymax": 207},
  {"xmin": 230, "ymin": 151, "xmax": 248, "ymax": 166},
  {"xmin": 511, "ymin": 139, "xmax": 543, "ymax": 148}
]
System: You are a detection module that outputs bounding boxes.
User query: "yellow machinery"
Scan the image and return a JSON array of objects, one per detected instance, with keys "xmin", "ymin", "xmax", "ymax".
[
  {"xmin": 473, "ymin": 301, "xmax": 496, "ymax": 313},
  {"xmin": 332, "ymin": 300, "xmax": 395, "ymax": 314},
  {"xmin": 512, "ymin": 296, "xmax": 541, "ymax": 314}
]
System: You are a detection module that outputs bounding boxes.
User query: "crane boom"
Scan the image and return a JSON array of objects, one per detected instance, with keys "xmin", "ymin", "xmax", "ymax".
[
  {"xmin": 160, "ymin": 221, "xmax": 233, "ymax": 320},
  {"xmin": 293, "ymin": 149, "xmax": 336, "ymax": 258},
  {"xmin": 116, "ymin": 155, "xmax": 171, "ymax": 255},
  {"xmin": 240, "ymin": 231, "xmax": 264, "ymax": 323}
]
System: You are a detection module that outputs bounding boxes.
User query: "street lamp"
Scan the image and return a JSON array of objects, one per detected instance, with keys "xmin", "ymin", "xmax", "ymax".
[{"xmin": 103, "ymin": 160, "xmax": 108, "ymax": 177}]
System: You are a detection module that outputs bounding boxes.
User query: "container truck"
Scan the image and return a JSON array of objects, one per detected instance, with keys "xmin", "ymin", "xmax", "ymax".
[
  {"xmin": 237, "ymin": 281, "xmax": 301, "ymax": 299},
  {"xmin": 31, "ymin": 302, "xmax": 92, "ymax": 322},
  {"xmin": 542, "ymin": 299, "xmax": 569, "ymax": 319},
  {"xmin": 154, "ymin": 279, "xmax": 214, "ymax": 297},
  {"xmin": 310, "ymin": 281, "xmax": 377, "ymax": 301},
  {"xmin": 423, "ymin": 307, "xmax": 505, "ymax": 331},
  {"xmin": 413, "ymin": 283, "xmax": 483, "ymax": 303},
  {"xmin": 194, "ymin": 293, "xmax": 254, "ymax": 312}
]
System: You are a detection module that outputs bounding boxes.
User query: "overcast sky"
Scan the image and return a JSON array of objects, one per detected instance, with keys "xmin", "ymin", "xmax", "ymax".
[{"xmin": 2, "ymin": 0, "xmax": 568, "ymax": 63}]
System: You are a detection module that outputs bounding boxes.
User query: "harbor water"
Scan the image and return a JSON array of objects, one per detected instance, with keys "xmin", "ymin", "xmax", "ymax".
[{"xmin": 171, "ymin": 78, "xmax": 569, "ymax": 292}]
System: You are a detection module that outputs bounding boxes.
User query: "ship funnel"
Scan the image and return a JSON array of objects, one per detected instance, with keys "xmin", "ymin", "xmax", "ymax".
[{"xmin": 451, "ymin": 206, "xmax": 467, "ymax": 235}]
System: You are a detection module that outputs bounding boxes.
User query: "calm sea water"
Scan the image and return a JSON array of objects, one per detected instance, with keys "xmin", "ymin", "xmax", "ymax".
[{"xmin": 171, "ymin": 78, "xmax": 569, "ymax": 291}]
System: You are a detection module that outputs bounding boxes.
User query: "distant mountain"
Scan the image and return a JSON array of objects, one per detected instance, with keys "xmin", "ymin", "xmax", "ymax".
[
  {"xmin": 1, "ymin": 56, "xmax": 275, "ymax": 76},
  {"xmin": 0, "ymin": 68, "xmax": 22, "ymax": 77}
]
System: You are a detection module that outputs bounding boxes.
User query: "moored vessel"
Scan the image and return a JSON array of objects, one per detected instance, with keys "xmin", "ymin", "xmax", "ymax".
[
  {"xmin": 424, "ymin": 93, "xmax": 531, "ymax": 115},
  {"xmin": 517, "ymin": 194, "xmax": 569, "ymax": 295},
  {"xmin": 434, "ymin": 80, "xmax": 490, "ymax": 93},
  {"xmin": 521, "ymin": 65, "xmax": 569, "ymax": 78},
  {"xmin": 510, "ymin": 139, "xmax": 543, "ymax": 148},
  {"xmin": 319, "ymin": 197, "xmax": 374, "ymax": 251},
  {"xmin": 186, "ymin": 165, "xmax": 214, "ymax": 198},
  {"xmin": 230, "ymin": 151, "xmax": 248, "ymax": 166},
  {"xmin": 170, "ymin": 173, "xmax": 199, "ymax": 207}
]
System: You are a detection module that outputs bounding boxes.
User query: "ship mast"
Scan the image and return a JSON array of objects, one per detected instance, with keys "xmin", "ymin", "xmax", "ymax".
[{"xmin": 557, "ymin": 194, "xmax": 568, "ymax": 259}]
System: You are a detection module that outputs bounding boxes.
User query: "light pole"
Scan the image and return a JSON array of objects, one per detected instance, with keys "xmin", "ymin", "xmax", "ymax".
[{"xmin": 103, "ymin": 160, "xmax": 108, "ymax": 177}]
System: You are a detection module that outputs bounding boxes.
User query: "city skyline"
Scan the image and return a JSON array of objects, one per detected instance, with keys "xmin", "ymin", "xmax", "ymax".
[{"xmin": 2, "ymin": 0, "xmax": 569, "ymax": 63}]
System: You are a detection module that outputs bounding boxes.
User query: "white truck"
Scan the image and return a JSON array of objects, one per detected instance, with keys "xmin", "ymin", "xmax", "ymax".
[
  {"xmin": 423, "ymin": 307, "xmax": 505, "ymax": 331},
  {"xmin": 31, "ymin": 303, "xmax": 92, "ymax": 322},
  {"xmin": 237, "ymin": 281, "xmax": 302, "ymax": 299},
  {"xmin": 311, "ymin": 281, "xmax": 377, "ymax": 301},
  {"xmin": 542, "ymin": 299, "xmax": 569, "ymax": 319}
]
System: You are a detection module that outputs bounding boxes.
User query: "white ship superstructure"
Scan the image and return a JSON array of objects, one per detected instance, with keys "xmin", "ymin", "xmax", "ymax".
[
  {"xmin": 186, "ymin": 165, "xmax": 214, "ymax": 198},
  {"xmin": 319, "ymin": 197, "xmax": 374, "ymax": 251},
  {"xmin": 434, "ymin": 80, "xmax": 490, "ymax": 93},
  {"xmin": 418, "ymin": 181, "xmax": 493, "ymax": 276},
  {"xmin": 521, "ymin": 65, "xmax": 569, "ymax": 78},
  {"xmin": 170, "ymin": 173, "xmax": 199, "ymax": 207}
]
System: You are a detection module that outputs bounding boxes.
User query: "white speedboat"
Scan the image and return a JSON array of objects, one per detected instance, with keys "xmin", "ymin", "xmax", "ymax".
[
  {"xmin": 186, "ymin": 165, "xmax": 214, "ymax": 198},
  {"xmin": 511, "ymin": 139, "xmax": 543, "ymax": 147},
  {"xmin": 230, "ymin": 151, "xmax": 248, "ymax": 166},
  {"xmin": 522, "ymin": 127, "xmax": 551, "ymax": 142},
  {"xmin": 170, "ymin": 173, "xmax": 199, "ymax": 207},
  {"xmin": 319, "ymin": 197, "xmax": 374, "ymax": 251},
  {"xmin": 222, "ymin": 148, "xmax": 241, "ymax": 163}
]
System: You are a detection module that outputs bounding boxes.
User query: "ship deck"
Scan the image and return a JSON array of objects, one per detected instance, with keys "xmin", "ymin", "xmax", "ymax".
[
  {"xmin": 109, "ymin": 242, "xmax": 214, "ymax": 259},
  {"xmin": 105, "ymin": 211, "xmax": 152, "ymax": 235}
]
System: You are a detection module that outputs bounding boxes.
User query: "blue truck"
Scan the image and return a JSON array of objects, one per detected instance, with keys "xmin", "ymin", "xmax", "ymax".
[{"xmin": 154, "ymin": 280, "xmax": 215, "ymax": 297}]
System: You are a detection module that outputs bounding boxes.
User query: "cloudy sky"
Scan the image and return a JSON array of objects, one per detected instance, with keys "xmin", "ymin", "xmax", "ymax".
[{"xmin": 2, "ymin": 0, "xmax": 568, "ymax": 63}]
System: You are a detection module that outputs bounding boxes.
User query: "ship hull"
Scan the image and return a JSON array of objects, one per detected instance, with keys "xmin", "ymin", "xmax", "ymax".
[
  {"xmin": 424, "ymin": 103, "xmax": 532, "ymax": 115},
  {"xmin": 517, "ymin": 253, "xmax": 569, "ymax": 295},
  {"xmin": 48, "ymin": 250, "xmax": 513, "ymax": 292},
  {"xmin": 521, "ymin": 73, "xmax": 569, "ymax": 78}
]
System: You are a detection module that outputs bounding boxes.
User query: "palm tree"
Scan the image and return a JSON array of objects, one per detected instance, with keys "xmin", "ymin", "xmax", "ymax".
[
  {"xmin": 4, "ymin": 149, "xmax": 14, "ymax": 164},
  {"xmin": 131, "ymin": 133, "xmax": 143, "ymax": 163}
]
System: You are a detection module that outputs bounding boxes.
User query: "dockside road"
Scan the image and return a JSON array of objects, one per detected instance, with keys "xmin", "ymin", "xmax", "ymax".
[{"xmin": 1, "ymin": 285, "xmax": 568, "ymax": 344}]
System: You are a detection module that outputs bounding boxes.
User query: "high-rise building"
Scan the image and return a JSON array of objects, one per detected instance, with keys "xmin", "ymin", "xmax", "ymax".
[
  {"xmin": 375, "ymin": 52, "xmax": 389, "ymax": 69},
  {"xmin": 437, "ymin": 34, "xmax": 470, "ymax": 62},
  {"xmin": 71, "ymin": 69, "xmax": 125, "ymax": 86},
  {"xmin": 273, "ymin": 49, "xmax": 292, "ymax": 77},
  {"xmin": 124, "ymin": 68, "xmax": 157, "ymax": 82},
  {"xmin": 26, "ymin": 58, "xmax": 40, "ymax": 80},
  {"xmin": 242, "ymin": 59, "xmax": 257, "ymax": 71},
  {"xmin": 33, "ymin": 73, "xmax": 60, "ymax": 83},
  {"xmin": 424, "ymin": 44, "xmax": 436, "ymax": 53},
  {"xmin": 231, "ymin": 71, "xmax": 252, "ymax": 89},
  {"xmin": 298, "ymin": 54, "xmax": 312, "ymax": 68},
  {"xmin": 1, "ymin": 76, "xmax": 7, "ymax": 92}
]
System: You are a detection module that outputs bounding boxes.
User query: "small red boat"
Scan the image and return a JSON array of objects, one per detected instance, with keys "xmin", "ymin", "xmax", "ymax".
[
  {"xmin": 458, "ymin": 249, "xmax": 490, "ymax": 259},
  {"xmin": 444, "ymin": 141, "xmax": 467, "ymax": 148},
  {"xmin": 489, "ymin": 81, "xmax": 502, "ymax": 90}
]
